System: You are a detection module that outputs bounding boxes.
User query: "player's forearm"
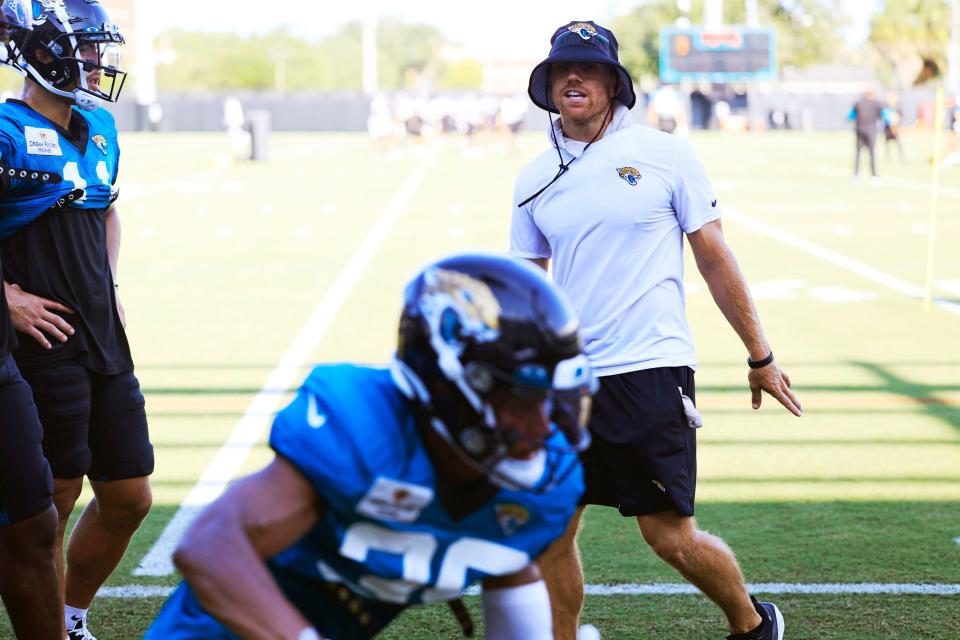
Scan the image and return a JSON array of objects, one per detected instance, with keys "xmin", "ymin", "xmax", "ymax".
[
  {"xmin": 174, "ymin": 528, "xmax": 313, "ymax": 639},
  {"xmin": 104, "ymin": 205, "xmax": 121, "ymax": 279},
  {"xmin": 698, "ymin": 251, "xmax": 769, "ymax": 360}
]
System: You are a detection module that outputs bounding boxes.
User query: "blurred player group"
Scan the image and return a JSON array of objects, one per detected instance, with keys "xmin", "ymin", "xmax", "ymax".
[{"xmin": 367, "ymin": 91, "xmax": 528, "ymax": 151}]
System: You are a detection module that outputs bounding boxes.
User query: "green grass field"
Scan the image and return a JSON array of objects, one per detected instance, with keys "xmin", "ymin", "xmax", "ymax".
[{"xmin": 2, "ymin": 128, "xmax": 959, "ymax": 639}]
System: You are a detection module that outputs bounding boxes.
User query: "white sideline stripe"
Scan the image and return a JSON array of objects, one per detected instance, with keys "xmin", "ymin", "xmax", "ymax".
[
  {"xmin": 813, "ymin": 167, "xmax": 960, "ymax": 198},
  {"xmin": 134, "ymin": 161, "xmax": 432, "ymax": 577},
  {"xmin": 100, "ymin": 583, "xmax": 960, "ymax": 599},
  {"xmin": 463, "ymin": 582, "xmax": 960, "ymax": 597},
  {"xmin": 723, "ymin": 208, "xmax": 960, "ymax": 317}
]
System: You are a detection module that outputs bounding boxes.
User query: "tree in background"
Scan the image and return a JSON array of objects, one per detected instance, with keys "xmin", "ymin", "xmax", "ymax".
[
  {"xmin": 868, "ymin": 0, "xmax": 950, "ymax": 87},
  {"xmin": 154, "ymin": 18, "xmax": 460, "ymax": 93},
  {"xmin": 611, "ymin": 0, "xmax": 844, "ymax": 84}
]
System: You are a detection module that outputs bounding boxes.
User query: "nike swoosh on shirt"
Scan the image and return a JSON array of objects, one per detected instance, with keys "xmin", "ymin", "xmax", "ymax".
[
  {"xmin": 711, "ymin": 199, "xmax": 718, "ymax": 207},
  {"xmin": 306, "ymin": 394, "xmax": 327, "ymax": 429}
]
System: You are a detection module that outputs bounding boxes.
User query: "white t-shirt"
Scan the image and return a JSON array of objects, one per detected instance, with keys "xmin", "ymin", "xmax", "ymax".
[{"xmin": 510, "ymin": 104, "xmax": 719, "ymax": 375}]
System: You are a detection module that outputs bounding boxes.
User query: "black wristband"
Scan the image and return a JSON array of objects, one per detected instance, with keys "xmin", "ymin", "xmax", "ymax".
[{"xmin": 747, "ymin": 351, "xmax": 774, "ymax": 369}]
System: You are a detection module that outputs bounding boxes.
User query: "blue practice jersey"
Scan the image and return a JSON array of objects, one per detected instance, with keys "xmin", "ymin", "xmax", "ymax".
[
  {"xmin": 148, "ymin": 364, "xmax": 583, "ymax": 638},
  {"xmin": 0, "ymin": 101, "xmax": 120, "ymax": 239}
]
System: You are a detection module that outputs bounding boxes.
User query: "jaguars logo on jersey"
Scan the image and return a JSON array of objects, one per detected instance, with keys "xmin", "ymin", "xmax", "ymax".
[
  {"xmin": 92, "ymin": 134, "xmax": 108, "ymax": 155},
  {"xmin": 495, "ymin": 503, "xmax": 530, "ymax": 536},
  {"xmin": 617, "ymin": 166, "xmax": 641, "ymax": 186}
]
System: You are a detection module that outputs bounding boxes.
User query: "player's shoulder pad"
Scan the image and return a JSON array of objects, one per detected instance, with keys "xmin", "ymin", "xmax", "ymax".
[
  {"xmin": 269, "ymin": 364, "xmax": 416, "ymax": 498},
  {"xmin": 0, "ymin": 102, "xmax": 29, "ymax": 135},
  {"xmin": 76, "ymin": 106, "xmax": 118, "ymax": 134}
]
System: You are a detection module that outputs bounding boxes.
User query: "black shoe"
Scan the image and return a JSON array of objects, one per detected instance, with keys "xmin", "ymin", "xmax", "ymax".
[{"xmin": 725, "ymin": 596, "xmax": 783, "ymax": 640}]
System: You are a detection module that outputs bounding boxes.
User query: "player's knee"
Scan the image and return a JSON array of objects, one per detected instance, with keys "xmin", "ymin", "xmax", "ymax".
[
  {"xmin": 99, "ymin": 484, "xmax": 153, "ymax": 530},
  {"xmin": 52, "ymin": 478, "xmax": 84, "ymax": 523},
  {"xmin": 0, "ymin": 506, "xmax": 57, "ymax": 560}
]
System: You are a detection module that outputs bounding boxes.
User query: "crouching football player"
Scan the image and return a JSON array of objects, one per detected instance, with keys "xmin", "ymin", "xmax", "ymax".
[{"xmin": 146, "ymin": 253, "xmax": 597, "ymax": 639}]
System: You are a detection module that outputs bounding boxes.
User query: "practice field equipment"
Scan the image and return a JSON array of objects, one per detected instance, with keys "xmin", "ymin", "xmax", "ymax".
[
  {"xmin": 659, "ymin": 25, "xmax": 778, "ymax": 83},
  {"xmin": 0, "ymin": 162, "xmax": 62, "ymax": 184}
]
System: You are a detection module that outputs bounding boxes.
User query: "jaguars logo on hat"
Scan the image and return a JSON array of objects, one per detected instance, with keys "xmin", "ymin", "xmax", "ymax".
[
  {"xmin": 568, "ymin": 22, "xmax": 599, "ymax": 39},
  {"xmin": 617, "ymin": 166, "xmax": 641, "ymax": 186},
  {"xmin": 92, "ymin": 134, "xmax": 108, "ymax": 155}
]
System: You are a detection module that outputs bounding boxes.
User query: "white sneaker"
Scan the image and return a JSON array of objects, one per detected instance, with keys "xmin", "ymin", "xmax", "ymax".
[
  {"xmin": 577, "ymin": 624, "xmax": 602, "ymax": 640},
  {"xmin": 66, "ymin": 615, "xmax": 98, "ymax": 640}
]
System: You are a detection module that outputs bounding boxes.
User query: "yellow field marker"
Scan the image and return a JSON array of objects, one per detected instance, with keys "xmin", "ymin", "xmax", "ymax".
[{"xmin": 923, "ymin": 87, "xmax": 946, "ymax": 313}]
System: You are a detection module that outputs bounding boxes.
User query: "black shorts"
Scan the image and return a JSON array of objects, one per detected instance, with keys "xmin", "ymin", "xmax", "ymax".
[
  {"xmin": 19, "ymin": 359, "xmax": 154, "ymax": 482},
  {"xmin": 580, "ymin": 366, "xmax": 697, "ymax": 517},
  {"xmin": 0, "ymin": 354, "xmax": 53, "ymax": 524}
]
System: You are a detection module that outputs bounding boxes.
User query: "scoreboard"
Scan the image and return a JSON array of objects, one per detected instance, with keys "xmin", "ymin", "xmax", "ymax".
[{"xmin": 659, "ymin": 26, "xmax": 778, "ymax": 83}]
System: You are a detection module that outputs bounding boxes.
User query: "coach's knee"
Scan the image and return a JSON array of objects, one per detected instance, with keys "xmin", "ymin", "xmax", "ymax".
[{"xmin": 638, "ymin": 513, "xmax": 696, "ymax": 568}]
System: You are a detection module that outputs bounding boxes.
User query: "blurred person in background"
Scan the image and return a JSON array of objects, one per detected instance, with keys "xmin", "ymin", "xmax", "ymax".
[
  {"xmin": 647, "ymin": 83, "xmax": 686, "ymax": 134},
  {"xmin": 849, "ymin": 88, "xmax": 884, "ymax": 180},
  {"xmin": 881, "ymin": 91, "xmax": 904, "ymax": 163},
  {"xmin": 223, "ymin": 96, "xmax": 249, "ymax": 159}
]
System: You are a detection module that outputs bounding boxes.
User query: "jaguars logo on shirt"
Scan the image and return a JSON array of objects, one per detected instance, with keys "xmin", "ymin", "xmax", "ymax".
[
  {"xmin": 92, "ymin": 134, "xmax": 108, "ymax": 155},
  {"xmin": 617, "ymin": 166, "xmax": 641, "ymax": 186}
]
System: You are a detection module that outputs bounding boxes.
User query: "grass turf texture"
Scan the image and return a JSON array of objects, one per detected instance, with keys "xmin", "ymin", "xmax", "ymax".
[{"xmin": 1, "ymin": 128, "xmax": 958, "ymax": 638}]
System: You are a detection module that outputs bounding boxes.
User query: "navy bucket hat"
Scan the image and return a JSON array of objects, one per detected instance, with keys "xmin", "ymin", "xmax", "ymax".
[{"xmin": 528, "ymin": 20, "xmax": 637, "ymax": 114}]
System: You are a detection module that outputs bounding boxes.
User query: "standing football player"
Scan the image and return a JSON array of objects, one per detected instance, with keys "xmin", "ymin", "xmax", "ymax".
[
  {"xmin": 0, "ymin": 2, "xmax": 64, "ymax": 637},
  {"xmin": 147, "ymin": 253, "xmax": 595, "ymax": 640},
  {"xmin": 0, "ymin": 2, "xmax": 153, "ymax": 638}
]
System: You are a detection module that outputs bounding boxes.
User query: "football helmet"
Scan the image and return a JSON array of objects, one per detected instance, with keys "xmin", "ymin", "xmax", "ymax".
[
  {"xmin": 395, "ymin": 252, "xmax": 596, "ymax": 492},
  {"xmin": 0, "ymin": 0, "xmax": 30, "ymax": 71},
  {"xmin": 22, "ymin": 0, "xmax": 126, "ymax": 110}
]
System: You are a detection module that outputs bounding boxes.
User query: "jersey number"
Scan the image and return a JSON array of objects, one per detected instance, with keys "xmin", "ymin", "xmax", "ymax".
[
  {"xmin": 63, "ymin": 160, "xmax": 110, "ymax": 203},
  {"xmin": 333, "ymin": 522, "xmax": 529, "ymax": 604}
]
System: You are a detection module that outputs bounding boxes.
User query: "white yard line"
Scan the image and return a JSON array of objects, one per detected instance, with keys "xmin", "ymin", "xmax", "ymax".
[
  {"xmin": 812, "ymin": 167, "xmax": 960, "ymax": 199},
  {"xmin": 723, "ymin": 208, "xmax": 960, "ymax": 316},
  {"xmin": 134, "ymin": 160, "xmax": 432, "ymax": 577},
  {"xmin": 102, "ymin": 582, "xmax": 960, "ymax": 599}
]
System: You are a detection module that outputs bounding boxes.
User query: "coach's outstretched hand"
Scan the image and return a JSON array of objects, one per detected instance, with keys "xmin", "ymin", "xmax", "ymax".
[
  {"xmin": 5, "ymin": 282, "xmax": 75, "ymax": 349},
  {"xmin": 748, "ymin": 361, "xmax": 802, "ymax": 416}
]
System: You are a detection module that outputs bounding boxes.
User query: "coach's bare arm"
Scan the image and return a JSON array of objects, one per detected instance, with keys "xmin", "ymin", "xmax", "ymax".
[
  {"xmin": 174, "ymin": 457, "xmax": 325, "ymax": 640},
  {"xmin": 686, "ymin": 219, "xmax": 802, "ymax": 417}
]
